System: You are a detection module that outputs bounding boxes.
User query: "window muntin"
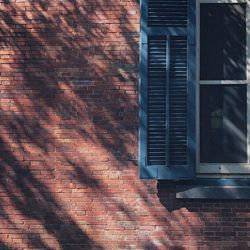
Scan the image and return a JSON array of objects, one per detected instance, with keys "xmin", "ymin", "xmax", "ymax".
[{"xmin": 197, "ymin": 0, "xmax": 250, "ymax": 174}]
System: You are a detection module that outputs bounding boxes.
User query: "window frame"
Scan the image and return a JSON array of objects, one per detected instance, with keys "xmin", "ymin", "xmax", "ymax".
[{"xmin": 196, "ymin": 0, "xmax": 250, "ymax": 175}]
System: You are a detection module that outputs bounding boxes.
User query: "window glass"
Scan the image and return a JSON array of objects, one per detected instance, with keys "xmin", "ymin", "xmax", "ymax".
[
  {"xmin": 200, "ymin": 3, "xmax": 246, "ymax": 80},
  {"xmin": 200, "ymin": 85, "xmax": 247, "ymax": 163}
]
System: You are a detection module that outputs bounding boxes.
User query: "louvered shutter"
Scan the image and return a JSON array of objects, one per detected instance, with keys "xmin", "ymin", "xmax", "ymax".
[{"xmin": 139, "ymin": 0, "xmax": 196, "ymax": 179}]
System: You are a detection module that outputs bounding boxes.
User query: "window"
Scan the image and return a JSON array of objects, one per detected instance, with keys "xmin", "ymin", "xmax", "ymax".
[
  {"xmin": 139, "ymin": 0, "xmax": 250, "ymax": 199},
  {"xmin": 197, "ymin": 0, "xmax": 250, "ymax": 175}
]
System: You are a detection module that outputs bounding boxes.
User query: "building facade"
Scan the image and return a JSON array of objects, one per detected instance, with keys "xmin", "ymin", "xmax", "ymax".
[{"xmin": 0, "ymin": 0, "xmax": 249, "ymax": 249}]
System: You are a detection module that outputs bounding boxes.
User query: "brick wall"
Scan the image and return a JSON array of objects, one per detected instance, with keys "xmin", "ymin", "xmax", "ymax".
[{"xmin": 0, "ymin": 1, "xmax": 250, "ymax": 249}]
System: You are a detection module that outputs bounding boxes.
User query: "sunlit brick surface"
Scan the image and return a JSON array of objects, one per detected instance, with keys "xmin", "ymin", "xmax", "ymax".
[{"xmin": 0, "ymin": 1, "xmax": 250, "ymax": 249}]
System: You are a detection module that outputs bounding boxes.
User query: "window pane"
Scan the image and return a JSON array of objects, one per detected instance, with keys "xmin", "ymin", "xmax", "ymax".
[
  {"xmin": 200, "ymin": 3, "xmax": 246, "ymax": 80},
  {"xmin": 200, "ymin": 85, "xmax": 247, "ymax": 163}
]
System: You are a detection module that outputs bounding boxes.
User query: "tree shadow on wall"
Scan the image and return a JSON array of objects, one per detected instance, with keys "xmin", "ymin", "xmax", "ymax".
[
  {"xmin": 0, "ymin": 0, "xmax": 141, "ymax": 249},
  {"xmin": 0, "ymin": 242, "xmax": 17, "ymax": 250},
  {"xmin": 157, "ymin": 181, "xmax": 250, "ymax": 249}
]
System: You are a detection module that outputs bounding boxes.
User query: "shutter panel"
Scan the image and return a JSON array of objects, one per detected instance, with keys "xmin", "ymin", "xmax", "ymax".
[
  {"xmin": 139, "ymin": 0, "xmax": 196, "ymax": 179},
  {"xmin": 169, "ymin": 36, "xmax": 188, "ymax": 166},
  {"xmin": 148, "ymin": 0, "xmax": 188, "ymax": 27},
  {"xmin": 147, "ymin": 37, "xmax": 167, "ymax": 166}
]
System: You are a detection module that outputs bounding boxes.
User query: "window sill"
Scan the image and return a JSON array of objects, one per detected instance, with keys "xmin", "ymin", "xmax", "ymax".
[
  {"xmin": 176, "ymin": 178, "xmax": 250, "ymax": 199},
  {"xmin": 197, "ymin": 163, "xmax": 250, "ymax": 174}
]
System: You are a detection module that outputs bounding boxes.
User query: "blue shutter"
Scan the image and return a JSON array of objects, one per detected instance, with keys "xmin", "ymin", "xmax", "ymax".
[
  {"xmin": 147, "ymin": 36, "xmax": 168, "ymax": 166},
  {"xmin": 139, "ymin": 0, "xmax": 196, "ymax": 179},
  {"xmin": 148, "ymin": 0, "xmax": 188, "ymax": 27}
]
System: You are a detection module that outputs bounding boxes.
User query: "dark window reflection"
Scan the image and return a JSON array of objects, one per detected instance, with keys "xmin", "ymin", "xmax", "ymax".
[
  {"xmin": 200, "ymin": 85, "xmax": 247, "ymax": 163},
  {"xmin": 200, "ymin": 3, "xmax": 246, "ymax": 80}
]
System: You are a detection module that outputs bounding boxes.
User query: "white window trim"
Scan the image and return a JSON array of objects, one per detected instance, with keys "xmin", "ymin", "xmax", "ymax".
[{"xmin": 196, "ymin": 0, "xmax": 250, "ymax": 174}]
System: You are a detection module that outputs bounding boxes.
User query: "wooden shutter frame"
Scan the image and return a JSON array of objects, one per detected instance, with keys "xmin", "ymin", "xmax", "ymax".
[{"xmin": 139, "ymin": 0, "xmax": 196, "ymax": 179}]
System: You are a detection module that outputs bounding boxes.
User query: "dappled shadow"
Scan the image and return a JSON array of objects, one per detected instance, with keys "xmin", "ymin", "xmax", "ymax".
[
  {"xmin": 2, "ymin": 0, "xmax": 248, "ymax": 249},
  {"xmin": 0, "ymin": 0, "xmax": 142, "ymax": 249},
  {"xmin": 157, "ymin": 181, "xmax": 250, "ymax": 249},
  {"xmin": 0, "ymin": 241, "xmax": 18, "ymax": 250}
]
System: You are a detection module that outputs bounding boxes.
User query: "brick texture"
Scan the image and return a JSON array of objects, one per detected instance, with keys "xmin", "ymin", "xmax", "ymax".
[{"xmin": 0, "ymin": 1, "xmax": 250, "ymax": 250}]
